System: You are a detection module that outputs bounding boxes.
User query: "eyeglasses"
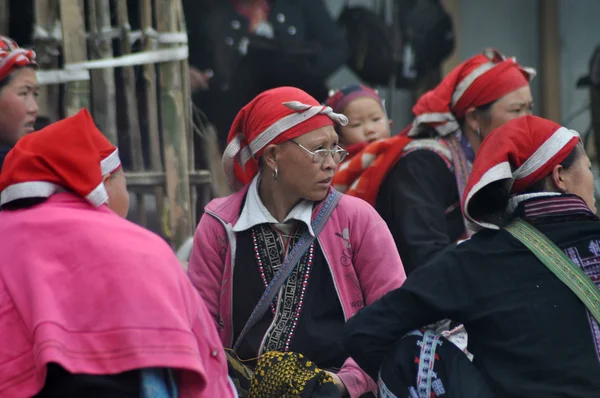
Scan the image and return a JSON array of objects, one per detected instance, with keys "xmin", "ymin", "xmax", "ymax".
[{"xmin": 290, "ymin": 140, "xmax": 348, "ymax": 165}]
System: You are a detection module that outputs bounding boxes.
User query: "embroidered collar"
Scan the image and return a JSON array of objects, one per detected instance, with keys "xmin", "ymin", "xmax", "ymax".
[
  {"xmin": 233, "ymin": 174, "xmax": 315, "ymax": 236},
  {"xmin": 458, "ymin": 131, "xmax": 475, "ymax": 163},
  {"xmin": 509, "ymin": 193, "xmax": 596, "ymax": 220}
]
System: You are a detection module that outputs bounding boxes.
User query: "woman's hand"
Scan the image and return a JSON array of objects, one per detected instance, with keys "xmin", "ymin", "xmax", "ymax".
[
  {"xmin": 327, "ymin": 371, "xmax": 348, "ymax": 396},
  {"xmin": 189, "ymin": 66, "xmax": 213, "ymax": 92}
]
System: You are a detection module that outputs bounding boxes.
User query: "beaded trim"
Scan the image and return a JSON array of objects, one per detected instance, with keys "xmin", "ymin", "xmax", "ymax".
[{"xmin": 251, "ymin": 224, "xmax": 314, "ymax": 353}]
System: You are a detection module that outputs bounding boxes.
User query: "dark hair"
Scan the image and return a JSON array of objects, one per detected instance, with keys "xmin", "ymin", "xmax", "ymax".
[
  {"xmin": 1, "ymin": 197, "xmax": 47, "ymax": 211},
  {"xmin": 0, "ymin": 72, "xmax": 14, "ymax": 92},
  {"xmin": 457, "ymin": 99, "xmax": 496, "ymax": 132},
  {"xmin": 467, "ymin": 143, "xmax": 582, "ymax": 227}
]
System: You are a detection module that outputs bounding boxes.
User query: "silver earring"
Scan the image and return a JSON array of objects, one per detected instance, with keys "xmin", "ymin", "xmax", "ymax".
[
  {"xmin": 273, "ymin": 167, "xmax": 278, "ymax": 182},
  {"xmin": 476, "ymin": 127, "xmax": 482, "ymax": 139}
]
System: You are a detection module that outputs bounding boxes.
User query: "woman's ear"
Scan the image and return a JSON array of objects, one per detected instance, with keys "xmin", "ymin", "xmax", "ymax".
[
  {"xmin": 464, "ymin": 108, "xmax": 480, "ymax": 133},
  {"xmin": 261, "ymin": 144, "xmax": 279, "ymax": 171},
  {"xmin": 550, "ymin": 164, "xmax": 568, "ymax": 193}
]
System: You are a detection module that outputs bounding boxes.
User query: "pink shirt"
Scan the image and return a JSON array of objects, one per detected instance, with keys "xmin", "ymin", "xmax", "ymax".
[
  {"xmin": 188, "ymin": 186, "xmax": 407, "ymax": 397},
  {"xmin": 0, "ymin": 193, "xmax": 235, "ymax": 398}
]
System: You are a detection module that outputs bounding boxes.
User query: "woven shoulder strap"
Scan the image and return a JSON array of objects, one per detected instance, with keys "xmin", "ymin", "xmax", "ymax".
[
  {"xmin": 233, "ymin": 189, "xmax": 343, "ymax": 351},
  {"xmin": 505, "ymin": 218, "xmax": 600, "ymax": 324}
]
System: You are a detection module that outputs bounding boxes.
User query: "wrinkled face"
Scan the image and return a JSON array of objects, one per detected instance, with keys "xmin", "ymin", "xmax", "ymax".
[
  {"xmin": 104, "ymin": 169, "xmax": 130, "ymax": 218},
  {"xmin": 481, "ymin": 85, "xmax": 534, "ymax": 138},
  {"xmin": 339, "ymin": 97, "xmax": 391, "ymax": 146},
  {"xmin": 276, "ymin": 125, "xmax": 340, "ymax": 202},
  {"xmin": 0, "ymin": 68, "xmax": 39, "ymax": 145},
  {"xmin": 561, "ymin": 146, "xmax": 596, "ymax": 213}
]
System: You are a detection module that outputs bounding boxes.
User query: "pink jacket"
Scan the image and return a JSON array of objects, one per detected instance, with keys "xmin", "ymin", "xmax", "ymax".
[
  {"xmin": 188, "ymin": 187, "xmax": 406, "ymax": 397},
  {"xmin": 0, "ymin": 193, "xmax": 235, "ymax": 398}
]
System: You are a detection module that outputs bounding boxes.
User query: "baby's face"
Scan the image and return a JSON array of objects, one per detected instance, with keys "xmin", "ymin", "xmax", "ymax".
[{"xmin": 339, "ymin": 97, "xmax": 391, "ymax": 146}]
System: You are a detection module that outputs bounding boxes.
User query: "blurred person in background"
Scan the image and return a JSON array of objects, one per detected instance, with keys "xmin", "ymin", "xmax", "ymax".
[
  {"xmin": 0, "ymin": 35, "xmax": 38, "ymax": 170},
  {"xmin": 183, "ymin": 0, "xmax": 348, "ymax": 150}
]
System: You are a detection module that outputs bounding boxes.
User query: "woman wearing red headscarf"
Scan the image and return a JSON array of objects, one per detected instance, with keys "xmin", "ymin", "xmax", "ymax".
[
  {"xmin": 0, "ymin": 36, "xmax": 39, "ymax": 169},
  {"xmin": 345, "ymin": 115, "xmax": 600, "ymax": 397},
  {"xmin": 333, "ymin": 48, "xmax": 535, "ymax": 275},
  {"xmin": 0, "ymin": 110, "xmax": 235, "ymax": 397},
  {"xmin": 188, "ymin": 86, "xmax": 406, "ymax": 397}
]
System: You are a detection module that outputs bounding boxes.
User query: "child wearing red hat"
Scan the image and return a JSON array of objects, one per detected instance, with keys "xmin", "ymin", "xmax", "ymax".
[
  {"xmin": 0, "ymin": 109, "xmax": 235, "ymax": 398},
  {"xmin": 326, "ymin": 84, "xmax": 392, "ymax": 153}
]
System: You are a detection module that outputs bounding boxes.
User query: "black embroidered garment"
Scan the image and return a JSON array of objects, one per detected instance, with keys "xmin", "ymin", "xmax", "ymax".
[
  {"xmin": 376, "ymin": 150, "xmax": 465, "ymax": 275},
  {"xmin": 346, "ymin": 194, "xmax": 600, "ymax": 398},
  {"xmin": 233, "ymin": 224, "xmax": 346, "ymax": 370}
]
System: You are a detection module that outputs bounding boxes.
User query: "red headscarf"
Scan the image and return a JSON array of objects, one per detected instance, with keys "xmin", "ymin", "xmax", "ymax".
[
  {"xmin": 405, "ymin": 48, "xmax": 535, "ymax": 137},
  {"xmin": 84, "ymin": 110, "xmax": 122, "ymax": 176},
  {"xmin": 0, "ymin": 36, "xmax": 37, "ymax": 82},
  {"xmin": 463, "ymin": 115, "xmax": 580, "ymax": 230},
  {"xmin": 222, "ymin": 86, "xmax": 348, "ymax": 191},
  {"xmin": 0, "ymin": 109, "xmax": 119, "ymax": 207}
]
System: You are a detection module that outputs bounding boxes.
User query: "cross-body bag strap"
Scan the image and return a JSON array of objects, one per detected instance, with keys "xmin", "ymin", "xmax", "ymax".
[
  {"xmin": 233, "ymin": 189, "xmax": 343, "ymax": 351},
  {"xmin": 444, "ymin": 135, "xmax": 473, "ymax": 238},
  {"xmin": 505, "ymin": 218, "xmax": 600, "ymax": 324}
]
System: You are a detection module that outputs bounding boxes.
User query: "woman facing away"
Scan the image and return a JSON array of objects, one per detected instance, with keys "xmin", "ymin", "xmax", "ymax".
[
  {"xmin": 345, "ymin": 115, "xmax": 600, "ymax": 397},
  {"xmin": 0, "ymin": 35, "xmax": 39, "ymax": 169},
  {"xmin": 0, "ymin": 109, "xmax": 235, "ymax": 398},
  {"xmin": 333, "ymin": 48, "xmax": 535, "ymax": 275},
  {"xmin": 187, "ymin": 86, "xmax": 406, "ymax": 397}
]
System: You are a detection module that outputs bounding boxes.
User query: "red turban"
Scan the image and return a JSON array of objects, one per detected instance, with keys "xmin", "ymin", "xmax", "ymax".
[
  {"xmin": 0, "ymin": 109, "xmax": 120, "ymax": 207},
  {"xmin": 0, "ymin": 36, "xmax": 37, "ymax": 82},
  {"xmin": 405, "ymin": 48, "xmax": 535, "ymax": 137},
  {"xmin": 222, "ymin": 86, "xmax": 348, "ymax": 191},
  {"xmin": 463, "ymin": 115, "xmax": 580, "ymax": 230}
]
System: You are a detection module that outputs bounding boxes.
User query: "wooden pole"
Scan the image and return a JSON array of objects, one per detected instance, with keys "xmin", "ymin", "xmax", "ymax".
[
  {"xmin": 539, "ymin": 0, "xmax": 561, "ymax": 123},
  {"xmin": 440, "ymin": 0, "xmax": 460, "ymax": 76},
  {"xmin": 89, "ymin": 0, "xmax": 118, "ymax": 144},
  {"xmin": 116, "ymin": 0, "xmax": 146, "ymax": 226},
  {"xmin": 139, "ymin": 0, "xmax": 166, "ymax": 240},
  {"xmin": 59, "ymin": 0, "xmax": 90, "ymax": 116},
  {"xmin": 34, "ymin": 0, "xmax": 61, "ymax": 123},
  {"xmin": 0, "ymin": 0, "xmax": 8, "ymax": 36},
  {"xmin": 176, "ymin": 1, "xmax": 198, "ymax": 225},
  {"xmin": 155, "ymin": 0, "xmax": 192, "ymax": 247}
]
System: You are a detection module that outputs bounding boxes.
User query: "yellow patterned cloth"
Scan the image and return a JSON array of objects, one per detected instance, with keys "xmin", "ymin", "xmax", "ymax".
[{"xmin": 248, "ymin": 351, "xmax": 337, "ymax": 398}]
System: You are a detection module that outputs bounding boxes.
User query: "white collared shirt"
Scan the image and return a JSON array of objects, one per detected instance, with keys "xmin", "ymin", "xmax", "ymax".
[{"xmin": 232, "ymin": 175, "xmax": 315, "ymax": 236}]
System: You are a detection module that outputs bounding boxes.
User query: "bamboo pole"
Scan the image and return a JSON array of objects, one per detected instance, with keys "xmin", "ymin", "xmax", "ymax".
[
  {"xmin": 0, "ymin": 0, "xmax": 8, "ymax": 35},
  {"xmin": 176, "ymin": 2, "xmax": 199, "ymax": 225},
  {"xmin": 116, "ymin": 0, "xmax": 146, "ymax": 226},
  {"xmin": 440, "ymin": 0, "xmax": 461, "ymax": 76},
  {"xmin": 34, "ymin": 0, "xmax": 61, "ymax": 123},
  {"xmin": 154, "ymin": 0, "xmax": 192, "ymax": 247},
  {"xmin": 139, "ymin": 0, "xmax": 167, "ymax": 240},
  {"xmin": 539, "ymin": 0, "xmax": 561, "ymax": 123},
  {"xmin": 88, "ymin": 0, "xmax": 118, "ymax": 144},
  {"xmin": 59, "ymin": 0, "xmax": 90, "ymax": 115}
]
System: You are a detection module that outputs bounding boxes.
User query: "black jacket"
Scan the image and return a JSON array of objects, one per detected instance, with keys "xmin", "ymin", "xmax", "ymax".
[
  {"xmin": 375, "ymin": 149, "xmax": 465, "ymax": 275},
  {"xmin": 345, "ymin": 197, "xmax": 600, "ymax": 397}
]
